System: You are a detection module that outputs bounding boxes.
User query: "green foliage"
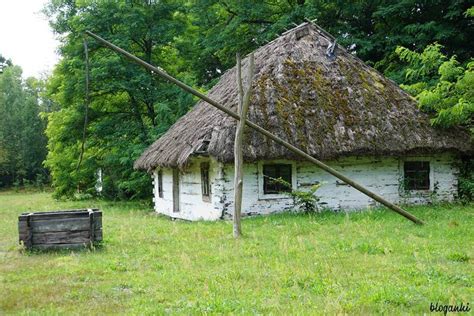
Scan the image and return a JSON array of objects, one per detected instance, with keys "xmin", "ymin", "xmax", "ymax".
[
  {"xmin": 446, "ymin": 251, "xmax": 470, "ymax": 262},
  {"xmin": 397, "ymin": 44, "xmax": 473, "ymax": 133},
  {"xmin": 185, "ymin": 0, "xmax": 474, "ymax": 85},
  {"xmin": 458, "ymin": 157, "xmax": 474, "ymax": 202},
  {"xmin": 43, "ymin": 0, "xmax": 196, "ymax": 199},
  {"xmin": 466, "ymin": 6, "xmax": 474, "ymax": 17},
  {"xmin": 396, "ymin": 41, "xmax": 473, "ymax": 201},
  {"xmin": 271, "ymin": 177, "xmax": 323, "ymax": 213},
  {"xmin": 289, "ymin": 183, "xmax": 323, "ymax": 214},
  {"xmin": 0, "ymin": 65, "xmax": 48, "ymax": 188},
  {"xmin": 0, "ymin": 54, "xmax": 12, "ymax": 73},
  {"xmin": 0, "ymin": 191, "xmax": 473, "ymax": 314}
]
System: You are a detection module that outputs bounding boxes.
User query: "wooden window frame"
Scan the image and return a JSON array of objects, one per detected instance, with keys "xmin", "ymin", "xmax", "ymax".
[
  {"xmin": 262, "ymin": 163, "xmax": 293, "ymax": 195},
  {"xmin": 403, "ymin": 161, "xmax": 430, "ymax": 191},
  {"xmin": 201, "ymin": 162, "xmax": 211, "ymax": 202}
]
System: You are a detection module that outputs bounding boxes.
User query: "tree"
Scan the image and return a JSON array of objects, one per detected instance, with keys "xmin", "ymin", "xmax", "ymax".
[
  {"xmin": 44, "ymin": 0, "xmax": 196, "ymax": 198},
  {"xmin": 0, "ymin": 65, "xmax": 48, "ymax": 188},
  {"xmin": 184, "ymin": 0, "xmax": 474, "ymax": 85},
  {"xmin": 0, "ymin": 54, "xmax": 12, "ymax": 73},
  {"xmin": 396, "ymin": 44, "xmax": 473, "ymax": 134}
]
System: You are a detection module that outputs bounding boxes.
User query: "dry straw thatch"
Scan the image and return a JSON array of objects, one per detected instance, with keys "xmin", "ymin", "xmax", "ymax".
[{"xmin": 135, "ymin": 23, "xmax": 472, "ymax": 171}]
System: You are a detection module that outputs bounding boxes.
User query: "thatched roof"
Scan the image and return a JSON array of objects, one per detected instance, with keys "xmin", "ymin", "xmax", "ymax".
[{"xmin": 135, "ymin": 23, "xmax": 472, "ymax": 171}]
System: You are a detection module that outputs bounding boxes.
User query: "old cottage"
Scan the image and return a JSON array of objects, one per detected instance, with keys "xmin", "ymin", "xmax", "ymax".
[{"xmin": 134, "ymin": 23, "xmax": 472, "ymax": 221}]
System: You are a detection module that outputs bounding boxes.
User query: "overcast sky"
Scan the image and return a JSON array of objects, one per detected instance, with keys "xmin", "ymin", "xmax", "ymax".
[{"xmin": 0, "ymin": 0, "xmax": 59, "ymax": 78}]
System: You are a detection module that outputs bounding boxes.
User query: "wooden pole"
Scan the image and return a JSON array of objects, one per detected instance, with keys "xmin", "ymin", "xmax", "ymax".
[
  {"xmin": 76, "ymin": 38, "xmax": 90, "ymax": 171},
  {"xmin": 233, "ymin": 53, "xmax": 255, "ymax": 238},
  {"xmin": 85, "ymin": 31, "xmax": 424, "ymax": 225},
  {"xmin": 233, "ymin": 53, "xmax": 244, "ymax": 238}
]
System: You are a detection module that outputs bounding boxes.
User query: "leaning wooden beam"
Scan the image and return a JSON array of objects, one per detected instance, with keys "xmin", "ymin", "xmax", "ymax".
[
  {"xmin": 233, "ymin": 52, "xmax": 255, "ymax": 238},
  {"xmin": 85, "ymin": 31, "xmax": 424, "ymax": 225}
]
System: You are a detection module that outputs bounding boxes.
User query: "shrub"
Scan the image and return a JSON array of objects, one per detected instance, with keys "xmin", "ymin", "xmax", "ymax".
[
  {"xmin": 288, "ymin": 183, "xmax": 323, "ymax": 214},
  {"xmin": 269, "ymin": 177, "xmax": 323, "ymax": 214}
]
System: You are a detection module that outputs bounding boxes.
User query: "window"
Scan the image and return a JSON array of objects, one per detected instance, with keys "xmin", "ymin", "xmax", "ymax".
[
  {"xmin": 404, "ymin": 161, "xmax": 430, "ymax": 190},
  {"xmin": 201, "ymin": 162, "xmax": 211, "ymax": 200},
  {"xmin": 263, "ymin": 164, "xmax": 292, "ymax": 194},
  {"xmin": 157, "ymin": 170, "xmax": 163, "ymax": 198}
]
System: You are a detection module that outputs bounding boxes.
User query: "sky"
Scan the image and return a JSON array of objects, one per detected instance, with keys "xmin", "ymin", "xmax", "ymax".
[{"xmin": 0, "ymin": 0, "xmax": 59, "ymax": 78}]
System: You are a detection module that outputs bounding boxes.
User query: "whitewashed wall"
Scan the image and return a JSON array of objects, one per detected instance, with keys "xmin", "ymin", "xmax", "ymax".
[
  {"xmin": 152, "ymin": 157, "xmax": 224, "ymax": 221},
  {"xmin": 219, "ymin": 154, "xmax": 459, "ymax": 217},
  {"xmin": 153, "ymin": 154, "xmax": 459, "ymax": 220}
]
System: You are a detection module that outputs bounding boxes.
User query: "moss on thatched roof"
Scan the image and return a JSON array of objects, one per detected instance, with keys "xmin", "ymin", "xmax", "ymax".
[{"xmin": 135, "ymin": 23, "xmax": 472, "ymax": 171}]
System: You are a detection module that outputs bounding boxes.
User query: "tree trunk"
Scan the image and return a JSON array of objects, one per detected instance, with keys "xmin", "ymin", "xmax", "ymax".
[{"xmin": 233, "ymin": 52, "xmax": 255, "ymax": 238}]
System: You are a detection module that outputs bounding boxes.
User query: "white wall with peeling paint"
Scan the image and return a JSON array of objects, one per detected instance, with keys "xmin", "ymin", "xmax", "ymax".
[
  {"xmin": 152, "ymin": 157, "xmax": 224, "ymax": 221},
  {"xmin": 153, "ymin": 154, "xmax": 459, "ymax": 221}
]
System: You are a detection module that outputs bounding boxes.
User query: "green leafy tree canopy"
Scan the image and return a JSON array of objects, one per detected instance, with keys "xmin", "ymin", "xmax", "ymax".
[{"xmin": 397, "ymin": 44, "xmax": 473, "ymax": 134}]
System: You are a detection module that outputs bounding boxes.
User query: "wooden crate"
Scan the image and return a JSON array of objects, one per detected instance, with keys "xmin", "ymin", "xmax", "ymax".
[{"xmin": 18, "ymin": 209, "xmax": 102, "ymax": 250}]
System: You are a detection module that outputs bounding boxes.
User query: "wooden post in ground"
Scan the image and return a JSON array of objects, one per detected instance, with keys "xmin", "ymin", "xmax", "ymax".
[{"xmin": 233, "ymin": 52, "xmax": 255, "ymax": 238}]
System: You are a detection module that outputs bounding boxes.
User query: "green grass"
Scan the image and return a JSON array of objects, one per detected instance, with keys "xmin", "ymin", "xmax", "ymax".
[{"xmin": 0, "ymin": 191, "xmax": 472, "ymax": 315}]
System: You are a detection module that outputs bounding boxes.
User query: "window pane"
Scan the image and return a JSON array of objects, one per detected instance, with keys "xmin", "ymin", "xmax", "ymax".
[
  {"xmin": 404, "ymin": 161, "xmax": 430, "ymax": 190},
  {"xmin": 263, "ymin": 165, "xmax": 276, "ymax": 177},
  {"xmin": 263, "ymin": 164, "xmax": 292, "ymax": 194}
]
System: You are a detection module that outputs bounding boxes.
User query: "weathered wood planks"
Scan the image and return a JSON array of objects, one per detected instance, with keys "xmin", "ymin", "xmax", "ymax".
[{"xmin": 18, "ymin": 209, "xmax": 102, "ymax": 250}]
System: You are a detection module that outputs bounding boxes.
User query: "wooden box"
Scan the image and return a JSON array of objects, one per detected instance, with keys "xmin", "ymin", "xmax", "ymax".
[{"xmin": 18, "ymin": 209, "xmax": 102, "ymax": 250}]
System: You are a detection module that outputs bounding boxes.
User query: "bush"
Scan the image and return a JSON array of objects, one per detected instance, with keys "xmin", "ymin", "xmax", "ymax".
[
  {"xmin": 288, "ymin": 183, "xmax": 323, "ymax": 214},
  {"xmin": 269, "ymin": 177, "xmax": 323, "ymax": 214}
]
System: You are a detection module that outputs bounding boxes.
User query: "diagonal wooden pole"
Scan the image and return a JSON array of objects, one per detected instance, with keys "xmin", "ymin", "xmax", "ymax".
[{"xmin": 85, "ymin": 30, "xmax": 424, "ymax": 225}]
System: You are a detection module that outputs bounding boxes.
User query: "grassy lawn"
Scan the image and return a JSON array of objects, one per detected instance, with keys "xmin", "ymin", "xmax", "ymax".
[{"xmin": 0, "ymin": 191, "xmax": 472, "ymax": 314}]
